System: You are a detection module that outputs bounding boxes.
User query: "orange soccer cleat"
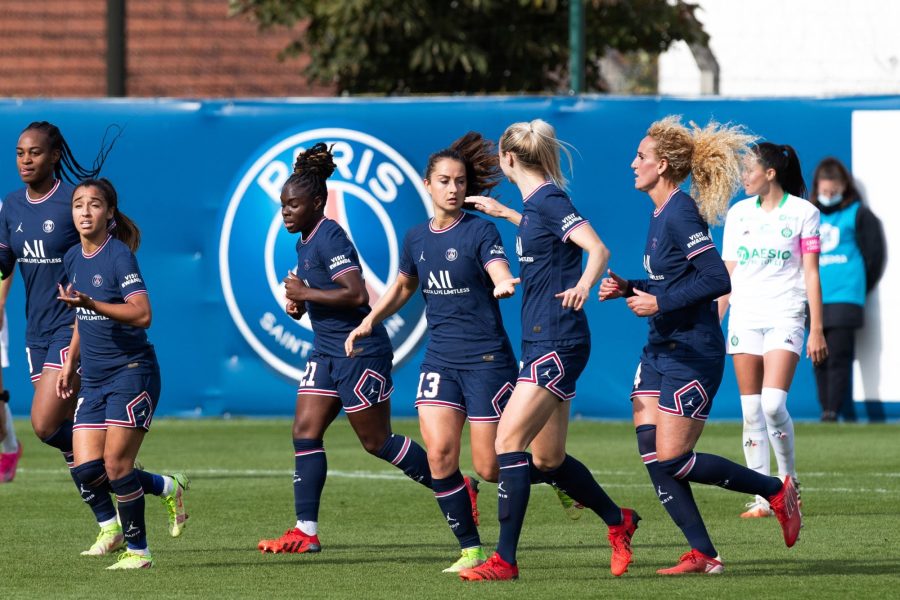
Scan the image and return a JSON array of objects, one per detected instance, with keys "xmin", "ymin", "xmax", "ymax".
[
  {"xmin": 657, "ymin": 549, "xmax": 724, "ymax": 575},
  {"xmin": 607, "ymin": 508, "xmax": 641, "ymax": 576},
  {"xmin": 464, "ymin": 476, "xmax": 480, "ymax": 526},
  {"xmin": 769, "ymin": 475, "xmax": 802, "ymax": 547},
  {"xmin": 459, "ymin": 552, "xmax": 519, "ymax": 581},
  {"xmin": 258, "ymin": 528, "xmax": 322, "ymax": 554}
]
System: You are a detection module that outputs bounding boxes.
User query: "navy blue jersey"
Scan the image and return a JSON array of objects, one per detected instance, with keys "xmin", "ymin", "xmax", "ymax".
[
  {"xmin": 63, "ymin": 235, "xmax": 157, "ymax": 383},
  {"xmin": 0, "ymin": 181, "xmax": 79, "ymax": 342},
  {"xmin": 399, "ymin": 212, "xmax": 516, "ymax": 370},
  {"xmin": 636, "ymin": 189, "xmax": 724, "ymax": 348},
  {"xmin": 296, "ymin": 218, "xmax": 391, "ymax": 358},
  {"xmin": 516, "ymin": 182, "xmax": 590, "ymax": 342}
]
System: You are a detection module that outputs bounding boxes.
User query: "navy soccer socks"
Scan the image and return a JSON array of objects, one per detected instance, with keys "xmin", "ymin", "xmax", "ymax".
[
  {"xmin": 293, "ymin": 438, "xmax": 327, "ymax": 526},
  {"xmin": 636, "ymin": 425, "xmax": 716, "ymax": 557},
  {"xmin": 71, "ymin": 459, "xmax": 118, "ymax": 523},
  {"xmin": 376, "ymin": 434, "xmax": 432, "ymax": 488},
  {"xmin": 661, "ymin": 451, "xmax": 783, "ymax": 498},
  {"xmin": 110, "ymin": 471, "xmax": 148, "ymax": 551},
  {"xmin": 433, "ymin": 470, "xmax": 480, "ymax": 550},
  {"xmin": 541, "ymin": 454, "xmax": 622, "ymax": 526},
  {"xmin": 495, "ymin": 451, "xmax": 532, "ymax": 565}
]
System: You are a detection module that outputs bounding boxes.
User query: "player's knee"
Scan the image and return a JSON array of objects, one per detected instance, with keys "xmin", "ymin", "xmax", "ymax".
[
  {"xmin": 102, "ymin": 455, "xmax": 133, "ymax": 481},
  {"xmin": 359, "ymin": 433, "xmax": 389, "ymax": 456},
  {"xmin": 473, "ymin": 461, "xmax": 498, "ymax": 483},
  {"xmin": 426, "ymin": 448, "xmax": 457, "ymax": 477},
  {"xmin": 531, "ymin": 452, "xmax": 564, "ymax": 472}
]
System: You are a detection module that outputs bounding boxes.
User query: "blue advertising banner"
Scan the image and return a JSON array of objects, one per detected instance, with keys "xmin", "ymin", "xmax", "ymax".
[{"xmin": 1, "ymin": 96, "xmax": 896, "ymax": 420}]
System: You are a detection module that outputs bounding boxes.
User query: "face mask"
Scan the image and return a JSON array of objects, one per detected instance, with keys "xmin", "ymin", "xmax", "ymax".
[{"xmin": 818, "ymin": 193, "xmax": 843, "ymax": 207}]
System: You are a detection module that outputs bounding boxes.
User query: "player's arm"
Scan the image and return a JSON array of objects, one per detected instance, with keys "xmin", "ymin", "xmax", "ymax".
[
  {"xmin": 485, "ymin": 261, "xmax": 520, "ymax": 299},
  {"xmin": 57, "ymin": 283, "xmax": 153, "ymax": 328},
  {"xmin": 284, "ymin": 267, "xmax": 369, "ymax": 309},
  {"xmin": 345, "ymin": 273, "xmax": 418, "ymax": 356},
  {"xmin": 0, "ymin": 209, "xmax": 16, "ymax": 280},
  {"xmin": 465, "ymin": 196, "xmax": 522, "ymax": 226},
  {"xmin": 717, "ymin": 260, "xmax": 736, "ymax": 323},
  {"xmin": 802, "ymin": 251, "xmax": 828, "ymax": 365},
  {"xmin": 555, "ymin": 223, "xmax": 609, "ymax": 310},
  {"xmin": 57, "ymin": 320, "xmax": 81, "ymax": 400}
]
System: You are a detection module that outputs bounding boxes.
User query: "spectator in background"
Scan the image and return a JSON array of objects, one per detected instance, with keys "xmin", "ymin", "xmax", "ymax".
[{"xmin": 810, "ymin": 158, "xmax": 886, "ymax": 422}]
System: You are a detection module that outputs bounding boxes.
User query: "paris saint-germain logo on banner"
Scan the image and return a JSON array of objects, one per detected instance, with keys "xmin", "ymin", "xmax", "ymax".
[{"xmin": 219, "ymin": 127, "xmax": 431, "ymax": 381}]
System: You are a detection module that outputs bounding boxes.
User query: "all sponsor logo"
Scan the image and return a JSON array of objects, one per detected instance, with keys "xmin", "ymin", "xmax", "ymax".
[{"xmin": 219, "ymin": 127, "xmax": 431, "ymax": 381}]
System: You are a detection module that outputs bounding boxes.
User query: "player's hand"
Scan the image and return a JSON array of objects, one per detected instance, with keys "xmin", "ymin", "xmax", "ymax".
[
  {"xmin": 555, "ymin": 283, "xmax": 590, "ymax": 311},
  {"xmin": 806, "ymin": 328, "xmax": 828, "ymax": 366},
  {"xmin": 283, "ymin": 272, "xmax": 308, "ymax": 303},
  {"xmin": 345, "ymin": 321, "xmax": 373, "ymax": 357},
  {"xmin": 625, "ymin": 288, "xmax": 659, "ymax": 317},
  {"xmin": 493, "ymin": 277, "xmax": 520, "ymax": 299},
  {"xmin": 286, "ymin": 300, "xmax": 305, "ymax": 320},
  {"xmin": 56, "ymin": 360, "xmax": 78, "ymax": 400},
  {"xmin": 56, "ymin": 283, "xmax": 94, "ymax": 310},
  {"xmin": 599, "ymin": 269, "xmax": 629, "ymax": 301},
  {"xmin": 465, "ymin": 196, "xmax": 512, "ymax": 220}
]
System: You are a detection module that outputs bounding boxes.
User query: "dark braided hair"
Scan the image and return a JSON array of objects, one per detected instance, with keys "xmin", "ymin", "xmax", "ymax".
[
  {"xmin": 73, "ymin": 178, "xmax": 141, "ymax": 252},
  {"xmin": 283, "ymin": 143, "xmax": 337, "ymax": 207},
  {"xmin": 22, "ymin": 121, "xmax": 120, "ymax": 184},
  {"xmin": 752, "ymin": 142, "xmax": 807, "ymax": 199},
  {"xmin": 424, "ymin": 132, "xmax": 501, "ymax": 197}
]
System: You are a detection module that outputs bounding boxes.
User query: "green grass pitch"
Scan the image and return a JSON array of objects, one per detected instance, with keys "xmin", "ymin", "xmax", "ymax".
[{"xmin": 1, "ymin": 418, "xmax": 898, "ymax": 599}]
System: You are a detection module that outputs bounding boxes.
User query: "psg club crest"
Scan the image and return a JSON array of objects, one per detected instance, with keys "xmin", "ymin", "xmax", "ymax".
[{"xmin": 219, "ymin": 127, "xmax": 431, "ymax": 381}]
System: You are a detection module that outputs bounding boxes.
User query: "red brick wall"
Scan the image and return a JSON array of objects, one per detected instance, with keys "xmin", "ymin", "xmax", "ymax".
[{"xmin": 0, "ymin": 0, "xmax": 333, "ymax": 97}]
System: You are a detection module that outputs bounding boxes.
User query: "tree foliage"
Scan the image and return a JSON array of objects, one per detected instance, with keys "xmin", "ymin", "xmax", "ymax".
[{"xmin": 229, "ymin": 0, "xmax": 709, "ymax": 94}]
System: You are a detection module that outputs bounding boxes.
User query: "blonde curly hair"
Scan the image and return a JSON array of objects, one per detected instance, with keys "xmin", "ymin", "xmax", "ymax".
[{"xmin": 647, "ymin": 116, "xmax": 757, "ymax": 225}]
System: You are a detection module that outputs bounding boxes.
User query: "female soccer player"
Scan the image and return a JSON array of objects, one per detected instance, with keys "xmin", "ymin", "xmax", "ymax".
[
  {"xmin": 809, "ymin": 157, "xmax": 885, "ymax": 422},
  {"xmin": 0, "ymin": 123, "xmax": 188, "ymax": 553},
  {"xmin": 57, "ymin": 178, "xmax": 185, "ymax": 569},
  {"xmin": 459, "ymin": 119, "xmax": 639, "ymax": 581},
  {"xmin": 718, "ymin": 143, "xmax": 827, "ymax": 518},
  {"xmin": 600, "ymin": 117, "xmax": 801, "ymax": 574},
  {"xmin": 345, "ymin": 132, "xmax": 519, "ymax": 573},
  {"xmin": 258, "ymin": 143, "xmax": 432, "ymax": 555}
]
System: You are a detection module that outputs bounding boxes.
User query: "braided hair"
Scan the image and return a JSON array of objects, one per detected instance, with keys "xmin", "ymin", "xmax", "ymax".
[
  {"xmin": 22, "ymin": 121, "xmax": 120, "ymax": 184},
  {"xmin": 283, "ymin": 143, "xmax": 337, "ymax": 207},
  {"xmin": 424, "ymin": 131, "xmax": 501, "ymax": 197},
  {"xmin": 73, "ymin": 178, "xmax": 141, "ymax": 252}
]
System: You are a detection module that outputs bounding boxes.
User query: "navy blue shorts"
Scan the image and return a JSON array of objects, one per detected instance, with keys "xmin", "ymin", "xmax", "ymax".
[
  {"xmin": 74, "ymin": 367, "xmax": 161, "ymax": 432},
  {"xmin": 414, "ymin": 362, "xmax": 517, "ymax": 423},
  {"xmin": 297, "ymin": 351, "xmax": 393, "ymax": 413},
  {"xmin": 517, "ymin": 339, "xmax": 590, "ymax": 401},
  {"xmin": 631, "ymin": 343, "xmax": 724, "ymax": 421},
  {"xmin": 26, "ymin": 327, "xmax": 74, "ymax": 383}
]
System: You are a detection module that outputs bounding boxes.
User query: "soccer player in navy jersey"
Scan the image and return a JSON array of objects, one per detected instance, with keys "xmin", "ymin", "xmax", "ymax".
[
  {"xmin": 345, "ymin": 132, "xmax": 522, "ymax": 573},
  {"xmin": 460, "ymin": 120, "xmax": 639, "ymax": 581},
  {"xmin": 0, "ymin": 123, "xmax": 187, "ymax": 554},
  {"xmin": 599, "ymin": 116, "xmax": 802, "ymax": 574},
  {"xmin": 258, "ymin": 143, "xmax": 432, "ymax": 555},
  {"xmin": 55, "ymin": 178, "xmax": 187, "ymax": 569}
]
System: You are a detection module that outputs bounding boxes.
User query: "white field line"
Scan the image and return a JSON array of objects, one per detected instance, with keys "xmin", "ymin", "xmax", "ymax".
[{"xmin": 15, "ymin": 467, "xmax": 900, "ymax": 494}]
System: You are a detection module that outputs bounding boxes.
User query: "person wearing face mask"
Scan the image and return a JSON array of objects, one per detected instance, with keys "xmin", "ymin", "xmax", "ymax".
[{"xmin": 810, "ymin": 157, "xmax": 886, "ymax": 422}]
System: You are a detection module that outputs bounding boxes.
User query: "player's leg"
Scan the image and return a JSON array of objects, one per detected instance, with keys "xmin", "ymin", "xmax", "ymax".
[
  {"xmin": 71, "ymin": 423, "xmax": 124, "ymax": 557},
  {"xmin": 0, "ymin": 386, "xmax": 21, "ymax": 483},
  {"xmin": 259, "ymin": 389, "xmax": 340, "ymax": 554},
  {"xmin": 342, "ymin": 356, "xmax": 431, "ymax": 488},
  {"xmin": 419, "ymin": 404, "xmax": 484, "ymax": 572},
  {"xmin": 103, "ymin": 426, "xmax": 152, "ymax": 569},
  {"xmin": 760, "ymin": 328, "xmax": 802, "ymax": 482}
]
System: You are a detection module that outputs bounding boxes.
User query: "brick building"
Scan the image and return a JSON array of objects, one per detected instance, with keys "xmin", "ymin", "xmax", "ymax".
[{"xmin": 0, "ymin": 0, "xmax": 333, "ymax": 97}]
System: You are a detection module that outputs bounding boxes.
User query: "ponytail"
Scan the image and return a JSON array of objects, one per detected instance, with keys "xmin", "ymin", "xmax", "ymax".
[
  {"xmin": 424, "ymin": 131, "xmax": 501, "ymax": 197},
  {"xmin": 647, "ymin": 116, "xmax": 757, "ymax": 225},
  {"xmin": 499, "ymin": 119, "xmax": 573, "ymax": 190},
  {"xmin": 283, "ymin": 142, "xmax": 336, "ymax": 206},
  {"xmin": 752, "ymin": 142, "xmax": 807, "ymax": 198}
]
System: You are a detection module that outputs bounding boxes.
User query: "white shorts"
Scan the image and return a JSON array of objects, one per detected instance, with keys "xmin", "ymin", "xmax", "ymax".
[{"xmin": 726, "ymin": 325, "xmax": 805, "ymax": 357}]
